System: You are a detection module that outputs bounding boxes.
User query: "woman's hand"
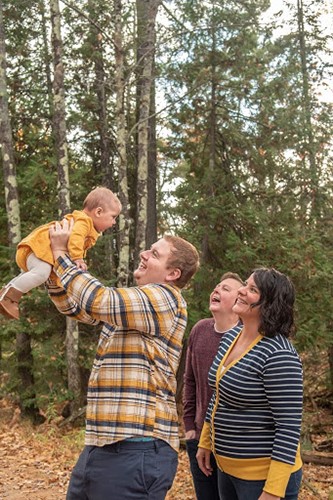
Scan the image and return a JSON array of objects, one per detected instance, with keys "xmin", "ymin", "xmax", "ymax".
[
  {"xmin": 49, "ymin": 218, "xmax": 74, "ymax": 260},
  {"xmin": 196, "ymin": 447, "xmax": 213, "ymax": 476}
]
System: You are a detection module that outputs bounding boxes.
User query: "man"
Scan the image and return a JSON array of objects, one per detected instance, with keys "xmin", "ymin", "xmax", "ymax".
[
  {"xmin": 183, "ymin": 272, "xmax": 243, "ymax": 500},
  {"xmin": 47, "ymin": 219, "xmax": 200, "ymax": 500}
]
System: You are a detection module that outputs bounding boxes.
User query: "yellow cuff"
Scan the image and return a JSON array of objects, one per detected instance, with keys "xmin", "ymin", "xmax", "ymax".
[
  {"xmin": 264, "ymin": 459, "xmax": 293, "ymax": 497},
  {"xmin": 198, "ymin": 421, "xmax": 211, "ymax": 450}
]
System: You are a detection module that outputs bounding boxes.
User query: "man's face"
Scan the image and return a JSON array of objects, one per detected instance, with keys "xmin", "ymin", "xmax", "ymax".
[
  {"xmin": 209, "ymin": 278, "xmax": 242, "ymax": 315},
  {"xmin": 134, "ymin": 238, "xmax": 175, "ymax": 286}
]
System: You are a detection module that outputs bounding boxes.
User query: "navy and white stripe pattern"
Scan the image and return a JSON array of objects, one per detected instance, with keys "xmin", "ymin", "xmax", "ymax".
[{"xmin": 206, "ymin": 327, "xmax": 303, "ymax": 465}]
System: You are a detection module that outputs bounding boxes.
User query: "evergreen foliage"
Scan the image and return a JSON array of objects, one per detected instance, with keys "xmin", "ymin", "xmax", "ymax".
[{"xmin": 0, "ymin": 0, "xmax": 332, "ymax": 409}]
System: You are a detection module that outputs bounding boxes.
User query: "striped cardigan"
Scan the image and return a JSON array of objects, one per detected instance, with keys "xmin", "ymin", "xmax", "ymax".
[
  {"xmin": 199, "ymin": 326, "xmax": 303, "ymax": 497},
  {"xmin": 48, "ymin": 256, "xmax": 188, "ymax": 451}
]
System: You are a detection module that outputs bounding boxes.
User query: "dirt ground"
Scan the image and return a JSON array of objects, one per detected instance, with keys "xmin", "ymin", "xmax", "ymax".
[{"xmin": 0, "ymin": 400, "xmax": 332, "ymax": 500}]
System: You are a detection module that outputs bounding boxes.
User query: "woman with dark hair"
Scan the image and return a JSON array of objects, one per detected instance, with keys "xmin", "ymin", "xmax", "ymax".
[{"xmin": 197, "ymin": 268, "xmax": 303, "ymax": 500}]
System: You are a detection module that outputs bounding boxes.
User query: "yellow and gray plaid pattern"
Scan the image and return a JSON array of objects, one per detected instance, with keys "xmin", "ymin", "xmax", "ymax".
[{"xmin": 47, "ymin": 256, "xmax": 187, "ymax": 451}]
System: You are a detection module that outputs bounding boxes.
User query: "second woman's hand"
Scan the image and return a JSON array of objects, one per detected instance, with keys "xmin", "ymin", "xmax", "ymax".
[
  {"xmin": 196, "ymin": 447, "xmax": 213, "ymax": 476},
  {"xmin": 258, "ymin": 492, "xmax": 280, "ymax": 500}
]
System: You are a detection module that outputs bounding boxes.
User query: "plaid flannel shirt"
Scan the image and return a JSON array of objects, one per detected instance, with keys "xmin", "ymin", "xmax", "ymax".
[{"xmin": 47, "ymin": 256, "xmax": 188, "ymax": 451}]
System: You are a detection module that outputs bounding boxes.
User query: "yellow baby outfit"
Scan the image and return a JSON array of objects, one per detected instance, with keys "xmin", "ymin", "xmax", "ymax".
[{"xmin": 16, "ymin": 210, "xmax": 100, "ymax": 272}]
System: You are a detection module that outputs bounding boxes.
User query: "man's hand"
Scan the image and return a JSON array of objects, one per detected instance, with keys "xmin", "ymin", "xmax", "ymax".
[
  {"xmin": 196, "ymin": 447, "xmax": 213, "ymax": 476},
  {"xmin": 74, "ymin": 259, "xmax": 88, "ymax": 271},
  {"xmin": 185, "ymin": 430, "xmax": 196, "ymax": 440},
  {"xmin": 49, "ymin": 218, "xmax": 74, "ymax": 261}
]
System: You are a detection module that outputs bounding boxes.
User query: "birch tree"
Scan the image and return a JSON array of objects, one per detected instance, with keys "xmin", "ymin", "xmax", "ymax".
[
  {"xmin": 114, "ymin": 0, "xmax": 131, "ymax": 286},
  {"xmin": 50, "ymin": 0, "xmax": 83, "ymax": 413},
  {"xmin": 134, "ymin": 0, "xmax": 160, "ymax": 261},
  {"xmin": 0, "ymin": 0, "xmax": 41, "ymax": 422},
  {"xmin": 0, "ymin": 0, "xmax": 20, "ymax": 246}
]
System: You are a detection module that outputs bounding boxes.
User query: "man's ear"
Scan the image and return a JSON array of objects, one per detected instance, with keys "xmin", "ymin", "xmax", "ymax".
[{"xmin": 165, "ymin": 268, "xmax": 181, "ymax": 283}]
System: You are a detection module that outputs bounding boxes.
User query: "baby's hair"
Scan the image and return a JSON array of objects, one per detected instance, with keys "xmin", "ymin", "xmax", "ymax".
[{"xmin": 83, "ymin": 187, "xmax": 121, "ymax": 211}]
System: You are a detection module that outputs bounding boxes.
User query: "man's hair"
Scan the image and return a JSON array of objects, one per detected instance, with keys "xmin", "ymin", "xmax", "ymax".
[
  {"xmin": 83, "ymin": 187, "xmax": 121, "ymax": 211},
  {"xmin": 220, "ymin": 272, "xmax": 244, "ymax": 286},
  {"xmin": 164, "ymin": 235, "xmax": 200, "ymax": 289},
  {"xmin": 251, "ymin": 267, "xmax": 296, "ymax": 338}
]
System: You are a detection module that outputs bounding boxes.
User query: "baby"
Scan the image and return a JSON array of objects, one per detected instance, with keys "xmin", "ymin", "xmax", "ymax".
[{"xmin": 0, "ymin": 186, "xmax": 121, "ymax": 320}]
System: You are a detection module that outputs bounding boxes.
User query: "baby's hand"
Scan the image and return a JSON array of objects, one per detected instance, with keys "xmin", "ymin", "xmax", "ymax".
[{"xmin": 74, "ymin": 259, "xmax": 88, "ymax": 271}]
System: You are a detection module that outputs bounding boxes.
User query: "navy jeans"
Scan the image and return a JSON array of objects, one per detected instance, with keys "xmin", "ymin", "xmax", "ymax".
[
  {"xmin": 66, "ymin": 439, "xmax": 178, "ymax": 500},
  {"xmin": 186, "ymin": 439, "xmax": 219, "ymax": 500},
  {"xmin": 218, "ymin": 468, "xmax": 303, "ymax": 500}
]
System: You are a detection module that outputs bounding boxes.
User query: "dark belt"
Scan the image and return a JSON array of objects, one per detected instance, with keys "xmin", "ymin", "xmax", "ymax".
[{"xmin": 98, "ymin": 438, "xmax": 169, "ymax": 453}]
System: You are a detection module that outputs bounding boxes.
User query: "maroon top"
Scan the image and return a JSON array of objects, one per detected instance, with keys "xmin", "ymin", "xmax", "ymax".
[{"xmin": 183, "ymin": 318, "xmax": 226, "ymax": 440}]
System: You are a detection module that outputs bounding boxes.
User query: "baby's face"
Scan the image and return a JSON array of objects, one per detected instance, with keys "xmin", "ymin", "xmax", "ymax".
[{"xmin": 91, "ymin": 202, "xmax": 121, "ymax": 232}]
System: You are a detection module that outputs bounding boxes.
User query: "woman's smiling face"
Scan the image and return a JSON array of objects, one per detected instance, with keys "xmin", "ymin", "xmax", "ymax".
[{"xmin": 232, "ymin": 273, "xmax": 261, "ymax": 321}]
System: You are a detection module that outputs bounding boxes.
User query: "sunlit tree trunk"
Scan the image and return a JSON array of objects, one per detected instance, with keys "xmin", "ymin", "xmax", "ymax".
[
  {"xmin": 0, "ymin": 0, "xmax": 40, "ymax": 422},
  {"xmin": 114, "ymin": 0, "xmax": 131, "ymax": 286},
  {"xmin": 50, "ymin": 0, "xmax": 83, "ymax": 413},
  {"xmin": 0, "ymin": 1, "xmax": 20, "ymax": 246},
  {"xmin": 50, "ymin": 0, "xmax": 70, "ymax": 209},
  {"xmin": 134, "ymin": 0, "xmax": 160, "ymax": 262},
  {"xmin": 147, "ymin": 70, "xmax": 157, "ymax": 246}
]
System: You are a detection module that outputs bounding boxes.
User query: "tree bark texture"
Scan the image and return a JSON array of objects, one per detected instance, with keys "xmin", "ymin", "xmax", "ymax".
[
  {"xmin": 50, "ymin": 0, "xmax": 82, "ymax": 414},
  {"xmin": 134, "ymin": 0, "xmax": 161, "ymax": 263},
  {"xmin": 87, "ymin": 0, "xmax": 113, "ymax": 189},
  {"xmin": 0, "ymin": 0, "xmax": 40, "ymax": 421},
  {"xmin": 147, "ymin": 71, "xmax": 157, "ymax": 247},
  {"xmin": 114, "ymin": 0, "xmax": 131, "ymax": 287},
  {"xmin": 301, "ymin": 450, "xmax": 333, "ymax": 466},
  {"xmin": 0, "ymin": 0, "xmax": 21, "ymax": 245},
  {"xmin": 297, "ymin": 0, "xmax": 318, "ymax": 215},
  {"xmin": 50, "ymin": 0, "xmax": 70, "ymax": 214},
  {"xmin": 65, "ymin": 316, "xmax": 85, "ymax": 409},
  {"xmin": 40, "ymin": 0, "xmax": 53, "ymax": 118}
]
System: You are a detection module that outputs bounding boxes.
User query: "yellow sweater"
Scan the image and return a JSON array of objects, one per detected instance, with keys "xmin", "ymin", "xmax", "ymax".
[{"xmin": 16, "ymin": 210, "xmax": 100, "ymax": 271}]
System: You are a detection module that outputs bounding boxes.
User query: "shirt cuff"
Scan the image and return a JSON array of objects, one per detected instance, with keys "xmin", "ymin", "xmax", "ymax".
[
  {"xmin": 54, "ymin": 255, "xmax": 72, "ymax": 273},
  {"xmin": 264, "ymin": 459, "xmax": 293, "ymax": 497},
  {"xmin": 198, "ymin": 421, "xmax": 211, "ymax": 450}
]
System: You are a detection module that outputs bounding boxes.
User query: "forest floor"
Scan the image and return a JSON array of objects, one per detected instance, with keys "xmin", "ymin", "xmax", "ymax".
[{"xmin": 0, "ymin": 396, "xmax": 332, "ymax": 500}]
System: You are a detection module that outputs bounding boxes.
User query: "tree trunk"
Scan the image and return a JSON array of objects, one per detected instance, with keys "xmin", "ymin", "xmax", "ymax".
[
  {"xmin": 301, "ymin": 450, "xmax": 333, "ymax": 466},
  {"xmin": 114, "ymin": 0, "xmax": 131, "ymax": 287},
  {"xmin": 147, "ymin": 69, "xmax": 157, "ymax": 247},
  {"xmin": 0, "ymin": 0, "xmax": 40, "ymax": 421},
  {"xmin": 65, "ymin": 316, "xmax": 85, "ymax": 409},
  {"xmin": 297, "ymin": 0, "xmax": 318, "ymax": 215},
  {"xmin": 50, "ymin": 0, "xmax": 84, "ymax": 413},
  {"xmin": 328, "ymin": 343, "xmax": 333, "ymax": 389},
  {"xmin": 134, "ymin": 0, "xmax": 160, "ymax": 263},
  {"xmin": 201, "ymin": 16, "xmax": 217, "ymax": 266},
  {"xmin": 40, "ymin": 0, "xmax": 53, "ymax": 118},
  {"xmin": 0, "ymin": 0, "xmax": 20, "ymax": 246},
  {"xmin": 50, "ymin": 0, "xmax": 70, "ymax": 211},
  {"xmin": 16, "ymin": 331, "xmax": 44, "ymax": 423},
  {"xmin": 87, "ymin": 0, "xmax": 113, "ymax": 189}
]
